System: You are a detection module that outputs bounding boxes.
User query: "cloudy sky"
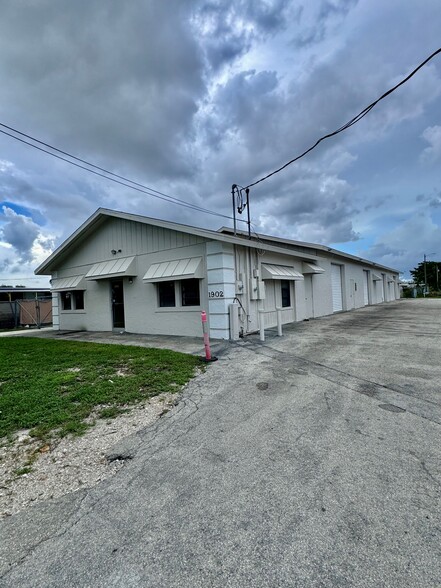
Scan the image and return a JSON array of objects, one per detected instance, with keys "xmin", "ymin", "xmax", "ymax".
[{"xmin": 0, "ymin": 0, "xmax": 440, "ymax": 286}]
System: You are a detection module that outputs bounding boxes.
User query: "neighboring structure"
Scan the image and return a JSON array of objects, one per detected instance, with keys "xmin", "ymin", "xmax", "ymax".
[
  {"xmin": 35, "ymin": 208, "xmax": 400, "ymax": 339},
  {"xmin": 0, "ymin": 287, "xmax": 52, "ymax": 329}
]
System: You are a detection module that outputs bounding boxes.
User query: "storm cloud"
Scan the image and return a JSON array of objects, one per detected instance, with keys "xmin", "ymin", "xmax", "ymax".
[{"xmin": 0, "ymin": 0, "xmax": 440, "ymax": 284}]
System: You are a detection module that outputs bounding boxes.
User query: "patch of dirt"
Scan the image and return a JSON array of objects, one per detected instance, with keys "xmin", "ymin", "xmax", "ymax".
[{"xmin": 0, "ymin": 393, "xmax": 176, "ymax": 518}]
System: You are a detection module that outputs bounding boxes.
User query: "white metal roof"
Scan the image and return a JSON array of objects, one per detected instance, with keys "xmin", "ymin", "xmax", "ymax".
[
  {"xmin": 261, "ymin": 264, "xmax": 304, "ymax": 280},
  {"xmin": 35, "ymin": 208, "xmax": 318, "ymax": 275},
  {"xmin": 302, "ymin": 262, "xmax": 325, "ymax": 274},
  {"xmin": 51, "ymin": 275, "xmax": 86, "ymax": 291},
  {"xmin": 85, "ymin": 257, "xmax": 137, "ymax": 280},
  {"xmin": 218, "ymin": 227, "xmax": 400, "ymax": 275},
  {"xmin": 143, "ymin": 257, "xmax": 203, "ymax": 283}
]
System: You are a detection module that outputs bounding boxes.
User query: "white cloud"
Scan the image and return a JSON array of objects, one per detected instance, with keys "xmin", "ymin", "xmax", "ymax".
[
  {"xmin": 420, "ymin": 125, "xmax": 441, "ymax": 163},
  {"xmin": 363, "ymin": 212, "xmax": 441, "ymax": 274}
]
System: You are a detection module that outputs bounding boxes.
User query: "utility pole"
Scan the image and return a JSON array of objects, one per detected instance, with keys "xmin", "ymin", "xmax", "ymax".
[
  {"xmin": 423, "ymin": 253, "xmax": 437, "ymax": 296},
  {"xmin": 424, "ymin": 254, "xmax": 427, "ymax": 297}
]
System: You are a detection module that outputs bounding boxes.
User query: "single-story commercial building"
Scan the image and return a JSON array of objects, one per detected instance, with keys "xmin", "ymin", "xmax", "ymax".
[{"xmin": 35, "ymin": 208, "xmax": 400, "ymax": 339}]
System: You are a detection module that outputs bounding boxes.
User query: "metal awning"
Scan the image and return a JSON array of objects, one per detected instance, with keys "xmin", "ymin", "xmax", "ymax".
[
  {"xmin": 85, "ymin": 257, "xmax": 137, "ymax": 280},
  {"xmin": 51, "ymin": 275, "xmax": 86, "ymax": 291},
  {"xmin": 372, "ymin": 273, "xmax": 382, "ymax": 281},
  {"xmin": 302, "ymin": 262, "xmax": 325, "ymax": 274},
  {"xmin": 261, "ymin": 264, "xmax": 304, "ymax": 280},
  {"xmin": 143, "ymin": 257, "xmax": 203, "ymax": 283}
]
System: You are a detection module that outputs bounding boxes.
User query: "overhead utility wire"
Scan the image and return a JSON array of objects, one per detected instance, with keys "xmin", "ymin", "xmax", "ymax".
[
  {"xmin": 245, "ymin": 47, "xmax": 441, "ymax": 190},
  {"xmin": 0, "ymin": 124, "xmax": 240, "ymax": 222}
]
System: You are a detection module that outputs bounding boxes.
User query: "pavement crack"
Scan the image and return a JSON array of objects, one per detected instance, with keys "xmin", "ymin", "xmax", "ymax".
[
  {"xmin": 0, "ymin": 490, "xmax": 90, "ymax": 580},
  {"xmin": 236, "ymin": 342, "xmax": 441, "ymax": 426}
]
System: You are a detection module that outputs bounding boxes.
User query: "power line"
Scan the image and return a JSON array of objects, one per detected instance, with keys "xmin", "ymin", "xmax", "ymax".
[
  {"xmin": 0, "ymin": 124, "xmax": 240, "ymax": 222},
  {"xmin": 245, "ymin": 47, "xmax": 441, "ymax": 190}
]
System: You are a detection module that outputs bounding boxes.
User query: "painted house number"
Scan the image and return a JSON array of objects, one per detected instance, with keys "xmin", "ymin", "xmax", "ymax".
[{"xmin": 208, "ymin": 290, "xmax": 224, "ymax": 298}]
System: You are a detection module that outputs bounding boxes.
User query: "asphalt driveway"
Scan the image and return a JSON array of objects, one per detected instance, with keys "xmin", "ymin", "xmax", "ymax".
[{"xmin": 1, "ymin": 299, "xmax": 440, "ymax": 587}]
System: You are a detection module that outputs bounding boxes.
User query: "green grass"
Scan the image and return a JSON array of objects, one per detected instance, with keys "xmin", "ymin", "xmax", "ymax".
[{"xmin": 0, "ymin": 338, "xmax": 201, "ymax": 440}]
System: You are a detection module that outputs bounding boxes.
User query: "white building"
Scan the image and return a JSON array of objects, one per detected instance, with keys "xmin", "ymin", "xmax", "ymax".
[{"xmin": 35, "ymin": 208, "xmax": 400, "ymax": 339}]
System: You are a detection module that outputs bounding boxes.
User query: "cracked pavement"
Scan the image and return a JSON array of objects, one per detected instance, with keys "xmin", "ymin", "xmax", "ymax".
[{"xmin": 1, "ymin": 299, "xmax": 440, "ymax": 587}]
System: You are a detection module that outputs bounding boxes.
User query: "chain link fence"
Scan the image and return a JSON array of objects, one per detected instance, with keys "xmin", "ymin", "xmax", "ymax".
[{"xmin": 0, "ymin": 297, "xmax": 53, "ymax": 329}]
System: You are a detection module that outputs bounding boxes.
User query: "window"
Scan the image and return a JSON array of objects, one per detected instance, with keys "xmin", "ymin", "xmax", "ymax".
[
  {"xmin": 158, "ymin": 281, "xmax": 176, "ymax": 307},
  {"xmin": 181, "ymin": 279, "xmax": 200, "ymax": 307},
  {"xmin": 61, "ymin": 291, "xmax": 72, "ymax": 310},
  {"xmin": 157, "ymin": 280, "xmax": 201, "ymax": 308},
  {"xmin": 60, "ymin": 290, "xmax": 84, "ymax": 311},
  {"xmin": 73, "ymin": 291, "xmax": 84, "ymax": 310},
  {"xmin": 281, "ymin": 280, "xmax": 291, "ymax": 308}
]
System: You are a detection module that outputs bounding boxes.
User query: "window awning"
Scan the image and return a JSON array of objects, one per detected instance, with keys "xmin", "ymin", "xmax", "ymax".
[
  {"xmin": 372, "ymin": 273, "xmax": 382, "ymax": 281},
  {"xmin": 302, "ymin": 262, "xmax": 325, "ymax": 274},
  {"xmin": 261, "ymin": 264, "xmax": 304, "ymax": 280},
  {"xmin": 85, "ymin": 257, "xmax": 137, "ymax": 280},
  {"xmin": 51, "ymin": 275, "xmax": 86, "ymax": 291},
  {"xmin": 143, "ymin": 257, "xmax": 203, "ymax": 283}
]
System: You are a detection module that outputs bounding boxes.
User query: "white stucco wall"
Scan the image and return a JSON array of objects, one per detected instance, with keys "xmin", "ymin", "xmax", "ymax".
[
  {"xmin": 49, "ymin": 215, "xmax": 400, "ymax": 339},
  {"xmin": 54, "ymin": 218, "xmax": 209, "ymax": 337}
]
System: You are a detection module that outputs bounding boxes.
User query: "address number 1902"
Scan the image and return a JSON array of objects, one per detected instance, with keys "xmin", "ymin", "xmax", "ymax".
[{"xmin": 208, "ymin": 290, "xmax": 224, "ymax": 298}]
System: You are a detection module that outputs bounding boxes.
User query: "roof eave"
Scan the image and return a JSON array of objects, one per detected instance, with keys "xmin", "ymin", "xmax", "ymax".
[
  {"xmin": 218, "ymin": 227, "xmax": 400, "ymax": 274},
  {"xmin": 35, "ymin": 208, "xmax": 319, "ymax": 275}
]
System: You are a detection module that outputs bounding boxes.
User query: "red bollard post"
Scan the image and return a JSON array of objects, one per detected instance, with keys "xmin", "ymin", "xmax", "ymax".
[{"xmin": 201, "ymin": 311, "xmax": 218, "ymax": 362}]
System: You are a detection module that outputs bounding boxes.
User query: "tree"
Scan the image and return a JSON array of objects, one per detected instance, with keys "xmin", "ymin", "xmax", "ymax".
[{"xmin": 410, "ymin": 261, "xmax": 440, "ymax": 291}]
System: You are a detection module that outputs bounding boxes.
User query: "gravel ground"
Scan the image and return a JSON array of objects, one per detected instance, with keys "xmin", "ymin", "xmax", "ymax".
[{"xmin": 0, "ymin": 392, "xmax": 177, "ymax": 518}]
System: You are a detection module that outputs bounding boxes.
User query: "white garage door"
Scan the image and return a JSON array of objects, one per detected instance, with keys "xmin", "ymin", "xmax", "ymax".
[
  {"xmin": 331, "ymin": 264, "xmax": 343, "ymax": 312},
  {"xmin": 363, "ymin": 271, "xmax": 369, "ymax": 306},
  {"xmin": 389, "ymin": 282, "xmax": 395, "ymax": 301}
]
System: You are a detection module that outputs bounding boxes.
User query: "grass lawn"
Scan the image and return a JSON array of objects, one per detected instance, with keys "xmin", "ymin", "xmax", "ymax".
[{"xmin": 0, "ymin": 338, "xmax": 201, "ymax": 440}]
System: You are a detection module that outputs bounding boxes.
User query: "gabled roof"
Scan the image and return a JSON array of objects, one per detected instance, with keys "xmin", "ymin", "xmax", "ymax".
[
  {"xmin": 35, "ymin": 208, "xmax": 318, "ymax": 275},
  {"xmin": 218, "ymin": 227, "xmax": 399, "ymax": 274}
]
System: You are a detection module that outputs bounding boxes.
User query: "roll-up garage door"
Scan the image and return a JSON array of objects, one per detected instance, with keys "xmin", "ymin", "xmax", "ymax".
[
  {"xmin": 389, "ymin": 281, "xmax": 395, "ymax": 301},
  {"xmin": 331, "ymin": 264, "xmax": 343, "ymax": 312},
  {"xmin": 363, "ymin": 271, "xmax": 369, "ymax": 305}
]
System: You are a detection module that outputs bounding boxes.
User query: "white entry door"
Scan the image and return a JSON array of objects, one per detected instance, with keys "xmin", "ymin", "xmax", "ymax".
[
  {"xmin": 363, "ymin": 271, "xmax": 369, "ymax": 305},
  {"xmin": 331, "ymin": 264, "xmax": 343, "ymax": 312},
  {"xmin": 304, "ymin": 274, "xmax": 314, "ymax": 318}
]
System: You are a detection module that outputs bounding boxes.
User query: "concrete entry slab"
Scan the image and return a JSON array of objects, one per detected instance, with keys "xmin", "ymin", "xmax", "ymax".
[{"xmin": 0, "ymin": 327, "xmax": 227, "ymax": 357}]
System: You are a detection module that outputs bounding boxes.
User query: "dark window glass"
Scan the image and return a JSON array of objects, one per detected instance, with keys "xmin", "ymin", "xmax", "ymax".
[
  {"xmin": 281, "ymin": 280, "xmax": 291, "ymax": 308},
  {"xmin": 181, "ymin": 279, "xmax": 200, "ymax": 307},
  {"xmin": 61, "ymin": 291, "xmax": 72, "ymax": 310},
  {"xmin": 158, "ymin": 281, "xmax": 176, "ymax": 307},
  {"xmin": 73, "ymin": 291, "xmax": 84, "ymax": 310}
]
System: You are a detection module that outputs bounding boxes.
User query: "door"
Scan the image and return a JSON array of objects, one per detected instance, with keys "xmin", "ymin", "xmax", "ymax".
[
  {"xmin": 349, "ymin": 279, "xmax": 356, "ymax": 310},
  {"xmin": 304, "ymin": 274, "xmax": 314, "ymax": 318},
  {"xmin": 363, "ymin": 271, "xmax": 369, "ymax": 305},
  {"xmin": 380, "ymin": 275, "xmax": 386, "ymax": 302},
  {"xmin": 389, "ymin": 281, "xmax": 395, "ymax": 301},
  {"xmin": 111, "ymin": 279, "xmax": 125, "ymax": 329},
  {"xmin": 331, "ymin": 264, "xmax": 343, "ymax": 312}
]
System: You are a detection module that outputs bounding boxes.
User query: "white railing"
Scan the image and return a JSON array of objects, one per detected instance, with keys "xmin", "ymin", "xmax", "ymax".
[{"xmin": 258, "ymin": 307, "xmax": 283, "ymax": 342}]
